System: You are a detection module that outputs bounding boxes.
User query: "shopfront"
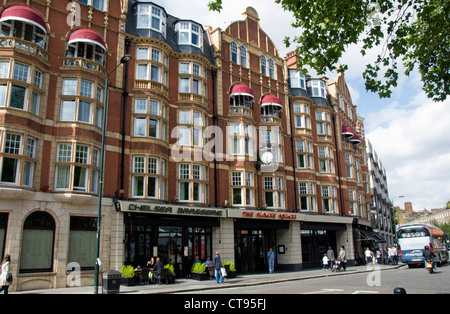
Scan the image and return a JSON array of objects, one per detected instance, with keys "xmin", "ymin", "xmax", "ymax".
[
  {"xmin": 120, "ymin": 201, "xmax": 225, "ymax": 277},
  {"xmin": 229, "ymin": 209, "xmax": 297, "ymax": 273},
  {"xmin": 300, "ymin": 222, "xmax": 344, "ymax": 268}
]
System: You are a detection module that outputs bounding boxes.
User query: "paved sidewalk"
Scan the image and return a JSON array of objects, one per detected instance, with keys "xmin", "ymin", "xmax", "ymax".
[{"xmin": 13, "ymin": 264, "xmax": 403, "ymax": 294}]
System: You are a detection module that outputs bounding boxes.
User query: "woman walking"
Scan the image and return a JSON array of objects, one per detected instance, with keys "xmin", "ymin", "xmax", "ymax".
[{"xmin": 214, "ymin": 251, "xmax": 224, "ymax": 283}]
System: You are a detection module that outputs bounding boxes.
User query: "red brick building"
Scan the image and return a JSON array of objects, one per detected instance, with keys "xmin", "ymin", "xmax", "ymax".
[{"xmin": 0, "ymin": 1, "xmax": 380, "ymax": 291}]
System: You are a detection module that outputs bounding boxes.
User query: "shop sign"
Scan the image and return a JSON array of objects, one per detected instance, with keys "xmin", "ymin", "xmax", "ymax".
[
  {"xmin": 240, "ymin": 210, "xmax": 297, "ymax": 220},
  {"xmin": 120, "ymin": 201, "xmax": 224, "ymax": 217}
]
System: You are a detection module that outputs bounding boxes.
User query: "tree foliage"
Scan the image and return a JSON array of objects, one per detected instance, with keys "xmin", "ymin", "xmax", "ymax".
[{"xmin": 208, "ymin": 0, "xmax": 449, "ymax": 101}]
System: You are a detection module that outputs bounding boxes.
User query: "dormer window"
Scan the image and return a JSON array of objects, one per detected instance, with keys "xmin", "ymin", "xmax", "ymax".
[
  {"xmin": 176, "ymin": 21, "xmax": 203, "ymax": 50},
  {"xmin": 308, "ymin": 79, "xmax": 327, "ymax": 98},
  {"xmin": 136, "ymin": 3, "xmax": 167, "ymax": 37},
  {"xmin": 289, "ymin": 70, "xmax": 306, "ymax": 89}
]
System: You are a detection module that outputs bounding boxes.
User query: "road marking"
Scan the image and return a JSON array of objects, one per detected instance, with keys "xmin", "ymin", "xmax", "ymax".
[
  {"xmin": 351, "ymin": 290, "xmax": 380, "ymax": 294},
  {"xmin": 302, "ymin": 289, "xmax": 344, "ymax": 294}
]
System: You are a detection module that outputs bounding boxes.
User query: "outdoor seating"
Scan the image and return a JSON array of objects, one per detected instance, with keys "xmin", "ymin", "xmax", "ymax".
[
  {"xmin": 157, "ymin": 268, "xmax": 169, "ymax": 285},
  {"xmin": 139, "ymin": 268, "xmax": 150, "ymax": 285}
]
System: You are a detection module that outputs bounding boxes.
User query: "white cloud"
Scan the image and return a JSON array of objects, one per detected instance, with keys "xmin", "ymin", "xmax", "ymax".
[{"xmin": 367, "ymin": 94, "xmax": 450, "ymax": 210}]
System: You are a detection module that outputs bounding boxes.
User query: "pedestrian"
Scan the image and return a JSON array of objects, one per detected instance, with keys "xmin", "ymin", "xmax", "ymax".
[
  {"xmin": 327, "ymin": 246, "xmax": 335, "ymax": 270},
  {"xmin": 338, "ymin": 246, "xmax": 347, "ymax": 271},
  {"xmin": 0, "ymin": 254, "xmax": 11, "ymax": 294},
  {"xmin": 392, "ymin": 246, "xmax": 398, "ymax": 265},
  {"xmin": 214, "ymin": 251, "xmax": 224, "ymax": 283},
  {"xmin": 365, "ymin": 247, "xmax": 374, "ymax": 266},
  {"xmin": 267, "ymin": 248, "xmax": 275, "ymax": 274},
  {"xmin": 376, "ymin": 249, "xmax": 381, "ymax": 264},
  {"xmin": 322, "ymin": 254, "xmax": 329, "ymax": 270}
]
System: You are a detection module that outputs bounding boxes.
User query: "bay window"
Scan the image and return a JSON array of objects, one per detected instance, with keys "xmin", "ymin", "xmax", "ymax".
[
  {"xmin": 321, "ymin": 185, "xmax": 338, "ymax": 214},
  {"xmin": 178, "ymin": 109, "xmax": 206, "ymax": 147},
  {"xmin": 0, "ymin": 61, "xmax": 43, "ymax": 115},
  {"xmin": 60, "ymin": 78, "xmax": 104, "ymax": 127},
  {"xmin": 55, "ymin": 142, "xmax": 99, "ymax": 194},
  {"xmin": 231, "ymin": 170, "xmax": 254, "ymax": 207},
  {"xmin": 178, "ymin": 163, "xmax": 207, "ymax": 203},
  {"xmin": 133, "ymin": 97, "xmax": 167, "ymax": 140},
  {"xmin": 263, "ymin": 176, "xmax": 284, "ymax": 210},
  {"xmin": 131, "ymin": 155, "xmax": 167, "ymax": 200},
  {"xmin": 299, "ymin": 182, "xmax": 316, "ymax": 212},
  {"xmin": 0, "ymin": 132, "xmax": 37, "ymax": 188}
]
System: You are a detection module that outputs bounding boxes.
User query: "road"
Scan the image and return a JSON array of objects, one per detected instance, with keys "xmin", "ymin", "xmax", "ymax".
[{"xmin": 178, "ymin": 263, "xmax": 450, "ymax": 294}]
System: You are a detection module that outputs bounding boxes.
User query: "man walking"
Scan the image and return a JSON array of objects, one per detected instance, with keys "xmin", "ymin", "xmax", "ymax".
[{"xmin": 267, "ymin": 248, "xmax": 275, "ymax": 274}]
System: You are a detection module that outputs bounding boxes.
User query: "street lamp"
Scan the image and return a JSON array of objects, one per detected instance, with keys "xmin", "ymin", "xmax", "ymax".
[
  {"xmin": 391, "ymin": 195, "xmax": 404, "ymax": 244},
  {"xmin": 94, "ymin": 54, "xmax": 132, "ymax": 294}
]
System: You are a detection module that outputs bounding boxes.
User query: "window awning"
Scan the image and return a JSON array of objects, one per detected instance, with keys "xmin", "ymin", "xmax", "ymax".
[
  {"xmin": 341, "ymin": 125, "xmax": 354, "ymax": 137},
  {"xmin": 349, "ymin": 135, "xmax": 361, "ymax": 145},
  {"xmin": 358, "ymin": 229, "xmax": 386, "ymax": 243},
  {"xmin": 261, "ymin": 94, "xmax": 283, "ymax": 111},
  {"xmin": 68, "ymin": 29, "xmax": 106, "ymax": 51},
  {"xmin": 230, "ymin": 83, "xmax": 254, "ymax": 99},
  {"xmin": 0, "ymin": 5, "xmax": 47, "ymax": 33}
]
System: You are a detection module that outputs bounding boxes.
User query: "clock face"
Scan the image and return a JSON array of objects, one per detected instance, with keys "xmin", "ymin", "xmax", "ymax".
[{"xmin": 261, "ymin": 151, "xmax": 274, "ymax": 164}]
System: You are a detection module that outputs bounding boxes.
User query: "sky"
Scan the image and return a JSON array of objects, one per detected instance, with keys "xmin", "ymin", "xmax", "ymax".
[{"xmin": 151, "ymin": 0, "xmax": 450, "ymax": 211}]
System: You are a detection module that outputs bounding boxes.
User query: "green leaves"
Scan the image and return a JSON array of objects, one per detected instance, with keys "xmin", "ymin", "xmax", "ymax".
[{"xmin": 207, "ymin": 0, "xmax": 449, "ymax": 102}]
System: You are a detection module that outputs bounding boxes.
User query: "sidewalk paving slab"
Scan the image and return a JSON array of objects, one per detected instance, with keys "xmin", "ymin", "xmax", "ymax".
[{"xmin": 12, "ymin": 264, "xmax": 404, "ymax": 294}]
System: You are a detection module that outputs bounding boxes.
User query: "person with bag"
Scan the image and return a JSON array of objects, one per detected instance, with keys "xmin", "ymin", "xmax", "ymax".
[
  {"xmin": 214, "ymin": 251, "xmax": 224, "ymax": 283},
  {"xmin": 0, "ymin": 254, "xmax": 11, "ymax": 294}
]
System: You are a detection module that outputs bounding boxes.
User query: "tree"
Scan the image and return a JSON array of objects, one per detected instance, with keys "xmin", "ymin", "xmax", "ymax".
[{"xmin": 208, "ymin": 0, "xmax": 449, "ymax": 102}]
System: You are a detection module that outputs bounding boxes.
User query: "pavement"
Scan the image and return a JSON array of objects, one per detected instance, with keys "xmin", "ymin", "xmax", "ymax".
[{"xmin": 12, "ymin": 264, "xmax": 404, "ymax": 294}]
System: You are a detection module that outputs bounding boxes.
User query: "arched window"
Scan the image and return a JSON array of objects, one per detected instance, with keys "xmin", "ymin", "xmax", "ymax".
[
  {"xmin": 20, "ymin": 212, "xmax": 55, "ymax": 273},
  {"xmin": 261, "ymin": 55, "xmax": 267, "ymax": 76},
  {"xmin": 240, "ymin": 45, "xmax": 247, "ymax": 67},
  {"xmin": 231, "ymin": 41, "xmax": 238, "ymax": 64}
]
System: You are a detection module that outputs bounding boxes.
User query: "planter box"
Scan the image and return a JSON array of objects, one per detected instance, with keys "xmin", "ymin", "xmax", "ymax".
[
  {"xmin": 120, "ymin": 277, "xmax": 136, "ymax": 286},
  {"xmin": 227, "ymin": 271, "xmax": 237, "ymax": 279},
  {"xmin": 191, "ymin": 272, "xmax": 207, "ymax": 281}
]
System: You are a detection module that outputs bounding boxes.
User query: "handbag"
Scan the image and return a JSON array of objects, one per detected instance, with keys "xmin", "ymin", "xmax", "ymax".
[
  {"xmin": 6, "ymin": 272, "xmax": 12, "ymax": 283},
  {"xmin": 220, "ymin": 267, "xmax": 227, "ymax": 277}
]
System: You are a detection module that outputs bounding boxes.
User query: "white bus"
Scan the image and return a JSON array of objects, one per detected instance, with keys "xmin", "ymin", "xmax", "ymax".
[{"xmin": 397, "ymin": 224, "xmax": 449, "ymax": 267}]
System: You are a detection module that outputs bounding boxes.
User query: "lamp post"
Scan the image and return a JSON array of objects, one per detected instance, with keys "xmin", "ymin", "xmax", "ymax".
[{"xmin": 94, "ymin": 54, "xmax": 132, "ymax": 294}]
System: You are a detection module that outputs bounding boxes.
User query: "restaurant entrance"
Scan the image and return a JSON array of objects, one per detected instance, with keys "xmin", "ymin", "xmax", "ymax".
[
  {"xmin": 235, "ymin": 229, "xmax": 276, "ymax": 273},
  {"xmin": 233, "ymin": 218, "xmax": 289, "ymax": 273}
]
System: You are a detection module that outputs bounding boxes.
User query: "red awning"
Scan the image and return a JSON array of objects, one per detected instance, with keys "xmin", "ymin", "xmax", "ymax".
[
  {"xmin": 341, "ymin": 125, "xmax": 354, "ymax": 137},
  {"xmin": 261, "ymin": 94, "xmax": 283, "ymax": 110},
  {"xmin": 68, "ymin": 29, "xmax": 106, "ymax": 51},
  {"xmin": 0, "ymin": 5, "xmax": 47, "ymax": 33},
  {"xmin": 349, "ymin": 135, "xmax": 361, "ymax": 145},
  {"xmin": 230, "ymin": 83, "xmax": 254, "ymax": 99}
]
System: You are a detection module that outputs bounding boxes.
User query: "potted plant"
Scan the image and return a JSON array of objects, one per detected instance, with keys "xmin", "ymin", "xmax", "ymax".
[
  {"xmin": 120, "ymin": 265, "xmax": 136, "ymax": 286},
  {"xmin": 164, "ymin": 264, "xmax": 176, "ymax": 284},
  {"xmin": 190, "ymin": 262, "xmax": 207, "ymax": 281},
  {"xmin": 223, "ymin": 262, "xmax": 237, "ymax": 278}
]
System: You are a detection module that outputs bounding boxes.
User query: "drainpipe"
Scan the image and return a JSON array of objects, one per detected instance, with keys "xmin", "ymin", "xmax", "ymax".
[
  {"xmin": 332, "ymin": 114, "xmax": 345, "ymax": 216},
  {"xmin": 211, "ymin": 69, "xmax": 218, "ymax": 208},
  {"xmin": 288, "ymin": 97, "xmax": 298, "ymax": 212},
  {"xmin": 120, "ymin": 38, "xmax": 131, "ymax": 196}
]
